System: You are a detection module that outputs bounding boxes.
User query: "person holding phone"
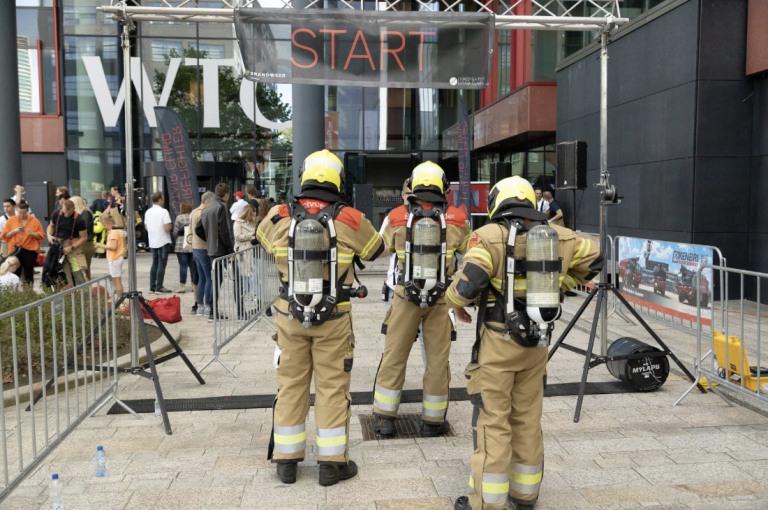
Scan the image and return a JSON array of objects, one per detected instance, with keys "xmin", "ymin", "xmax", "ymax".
[{"xmin": 1, "ymin": 202, "xmax": 44, "ymax": 284}]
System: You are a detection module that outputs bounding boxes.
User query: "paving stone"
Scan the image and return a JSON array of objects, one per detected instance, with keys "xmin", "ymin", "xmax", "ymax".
[
  {"xmin": 241, "ymin": 483, "xmax": 326, "ymax": 507},
  {"xmin": 325, "ymin": 478, "xmax": 436, "ymax": 505},
  {"xmin": 635, "ymin": 462, "xmax": 753, "ymax": 485},
  {"xmin": 674, "ymin": 480, "xmax": 768, "ymax": 499},
  {"xmin": 375, "ymin": 497, "xmax": 453, "ymax": 509}
]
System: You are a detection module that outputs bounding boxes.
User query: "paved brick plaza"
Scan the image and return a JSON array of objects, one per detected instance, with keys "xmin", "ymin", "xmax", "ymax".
[{"xmin": 5, "ymin": 254, "xmax": 768, "ymax": 509}]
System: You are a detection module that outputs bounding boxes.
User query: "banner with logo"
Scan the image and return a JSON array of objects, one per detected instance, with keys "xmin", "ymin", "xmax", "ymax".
[
  {"xmin": 617, "ymin": 237, "xmax": 714, "ymax": 324},
  {"xmin": 155, "ymin": 107, "xmax": 201, "ymax": 217},
  {"xmin": 446, "ymin": 182, "xmax": 489, "ymax": 214},
  {"xmin": 456, "ymin": 96, "xmax": 472, "ymax": 216},
  {"xmin": 234, "ymin": 8, "xmax": 493, "ymax": 89}
]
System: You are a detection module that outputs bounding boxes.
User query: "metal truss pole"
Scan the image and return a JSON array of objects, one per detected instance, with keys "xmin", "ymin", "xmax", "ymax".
[
  {"xmin": 120, "ymin": 13, "xmax": 140, "ymax": 367},
  {"xmin": 599, "ymin": 30, "xmax": 609, "ymax": 356}
]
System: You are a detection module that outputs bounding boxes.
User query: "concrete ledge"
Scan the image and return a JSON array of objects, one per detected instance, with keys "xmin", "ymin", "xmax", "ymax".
[{"xmin": 2, "ymin": 320, "xmax": 181, "ymax": 409}]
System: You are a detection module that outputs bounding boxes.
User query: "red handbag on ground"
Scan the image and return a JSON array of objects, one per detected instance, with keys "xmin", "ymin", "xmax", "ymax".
[{"xmin": 137, "ymin": 296, "xmax": 183, "ymax": 323}]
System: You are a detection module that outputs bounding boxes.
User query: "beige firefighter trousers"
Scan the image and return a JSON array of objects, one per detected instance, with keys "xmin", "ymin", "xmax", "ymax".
[
  {"xmin": 270, "ymin": 309, "xmax": 354, "ymax": 465},
  {"xmin": 373, "ymin": 285, "xmax": 452, "ymax": 423},
  {"xmin": 464, "ymin": 324, "xmax": 547, "ymax": 509}
]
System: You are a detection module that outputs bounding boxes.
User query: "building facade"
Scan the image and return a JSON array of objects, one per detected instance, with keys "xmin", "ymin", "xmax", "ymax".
[
  {"xmin": 17, "ymin": 0, "xmax": 670, "ymax": 229},
  {"xmin": 556, "ymin": 0, "xmax": 767, "ymax": 291}
]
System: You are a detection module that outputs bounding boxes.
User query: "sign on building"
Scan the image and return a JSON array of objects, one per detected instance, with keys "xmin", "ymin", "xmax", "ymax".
[{"xmin": 235, "ymin": 8, "xmax": 493, "ymax": 89}]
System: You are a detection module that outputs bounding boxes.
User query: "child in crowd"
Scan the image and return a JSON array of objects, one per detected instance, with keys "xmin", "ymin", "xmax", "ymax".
[
  {"xmin": 94, "ymin": 214, "xmax": 124, "ymax": 296},
  {"xmin": 0, "ymin": 255, "xmax": 22, "ymax": 289}
]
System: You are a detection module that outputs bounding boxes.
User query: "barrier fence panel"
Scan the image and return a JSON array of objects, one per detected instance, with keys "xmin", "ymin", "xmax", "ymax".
[
  {"xmin": 675, "ymin": 265, "xmax": 768, "ymax": 407},
  {"xmin": 0, "ymin": 276, "xmax": 121, "ymax": 502},
  {"xmin": 613, "ymin": 237, "xmax": 726, "ymax": 334},
  {"xmin": 202, "ymin": 245, "xmax": 280, "ymax": 377}
]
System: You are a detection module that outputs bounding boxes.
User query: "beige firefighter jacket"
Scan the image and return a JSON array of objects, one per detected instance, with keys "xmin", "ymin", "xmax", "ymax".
[{"xmin": 447, "ymin": 221, "xmax": 603, "ymax": 307}]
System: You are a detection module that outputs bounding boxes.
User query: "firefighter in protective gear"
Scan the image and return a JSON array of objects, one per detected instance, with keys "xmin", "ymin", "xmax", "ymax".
[
  {"xmin": 449, "ymin": 177, "xmax": 603, "ymax": 510},
  {"xmin": 373, "ymin": 161, "xmax": 471, "ymax": 438},
  {"xmin": 256, "ymin": 149, "xmax": 384, "ymax": 487},
  {"xmin": 93, "ymin": 211, "xmax": 107, "ymax": 258}
]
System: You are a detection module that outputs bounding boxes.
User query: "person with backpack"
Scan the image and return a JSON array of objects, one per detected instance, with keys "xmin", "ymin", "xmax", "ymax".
[{"xmin": 46, "ymin": 199, "xmax": 88, "ymax": 286}]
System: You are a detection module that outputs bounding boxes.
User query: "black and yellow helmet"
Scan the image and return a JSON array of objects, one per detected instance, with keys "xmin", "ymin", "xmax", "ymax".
[
  {"xmin": 298, "ymin": 150, "xmax": 345, "ymax": 202},
  {"xmin": 487, "ymin": 176, "xmax": 537, "ymax": 220},
  {"xmin": 410, "ymin": 161, "xmax": 448, "ymax": 203}
]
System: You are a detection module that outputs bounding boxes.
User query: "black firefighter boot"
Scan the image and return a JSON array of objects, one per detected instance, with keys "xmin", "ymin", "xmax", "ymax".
[
  {"xmin": 276, "ymin": 462, "xmax": 298, "ymax": 484},
  {"xmin": 454, "ymin": 496, "xmax": 472, "ymax": 510},
  {"xmin": 509, "ymin": 495, "xmax": 537, "ymax": 509},
  {"xmin": 373, "ymin": 416, "xmax": 396, "ymax": 436},
  {"xmin": 319, "ymin": 460, "xmax": 358, "ymax": 487},
  {"xmin": 420, "ymin": 419, "xmax": 451, "ymax": 438}
]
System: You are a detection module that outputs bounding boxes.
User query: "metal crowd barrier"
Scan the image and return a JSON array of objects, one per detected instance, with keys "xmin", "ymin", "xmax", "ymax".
[
  {"xmin": 675, "ymin": 265, "xmax": 768, "ymax": 407},
  {"xmin": 201, "ymin": 245, "xmax": 280, "ymax": 377},
  {"xmin": 613, "ymin": 238, "xmax": 726, "ymax": 335},
  {"xmin": 0, "ymin": 276, "xmax": 127, "ymax": 502}
]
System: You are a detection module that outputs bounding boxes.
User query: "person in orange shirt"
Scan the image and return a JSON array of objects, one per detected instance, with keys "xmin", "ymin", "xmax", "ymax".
[
  {"xmin": 94, "ymin": 213, "xmax": 124, "ymax": 296},
  {"xmin": 1, "ymin": 202, "xmax": 44, "ymax": 284}
]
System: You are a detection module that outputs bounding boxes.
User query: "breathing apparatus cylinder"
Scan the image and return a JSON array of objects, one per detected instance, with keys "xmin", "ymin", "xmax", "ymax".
[
  {"xmin": 412, "ymin": 217, "xmax": 439, "ymax": 308},
  {"xmin": 293, "ymin": 219, "xmax": 324, "ymax": 317},
  {"xmin": 525, "ymin": 224, "xmax": 561, "ymax": 325}
]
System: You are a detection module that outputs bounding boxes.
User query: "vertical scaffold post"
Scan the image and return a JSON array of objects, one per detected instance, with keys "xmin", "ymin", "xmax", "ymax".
[{"xmin": 599, "ymin": 29, "xmax": 609, "ymax": 356}]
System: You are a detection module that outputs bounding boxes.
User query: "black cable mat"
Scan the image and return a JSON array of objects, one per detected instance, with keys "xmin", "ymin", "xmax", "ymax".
[{"xmin": 107, "ymin": 381, "xmax": 630, "ymax": 415}]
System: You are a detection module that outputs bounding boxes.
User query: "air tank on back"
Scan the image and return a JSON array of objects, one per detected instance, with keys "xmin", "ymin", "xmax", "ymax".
[
  {"xmin": 525, "ymin": 224, "xmax": 561, "ymax": 324},
  {"xmin": 412, "ymin": 218, "xmax": 439, "ymax": 299},
  {"xmin": 293, "ymin": 219, "xmax": 324, "ymax": 310}
]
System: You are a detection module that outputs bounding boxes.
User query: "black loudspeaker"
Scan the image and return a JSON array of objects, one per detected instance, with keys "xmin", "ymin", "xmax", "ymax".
[
  {"xmin": 489, "ymin": 162, "xmax": 510, "ymax": 189},
  {"xmin": 556, "ymin": 141, "xmax": 587, "ymax": 190}
]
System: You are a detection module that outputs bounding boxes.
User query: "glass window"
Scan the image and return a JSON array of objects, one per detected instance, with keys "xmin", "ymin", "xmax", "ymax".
[
  {"xmin": 16, "ymin": 2, "xmax": 58, "ymax": 114},
  {"xmin": 62, "ymin": 0, "xmax": 117, "ymax": 35},
  {"xmin": 67, "ymin": 150, "xmax": 125, "ymax": 203},
  {"xmin": 497, "ymin": 31, "xmax": 511, "ymax": 96},
  {"xmin": 63, "ymin": 36, "xmax": 123, "ymax": 149},
  {"xmin": 198, "ymin": 43, "xmax": 226, "ymax": 59},
  {"xmin": 531, "ymin": 31, "xmax": 557, "ymax": 82},
  {"xmin": 151, "ymin": 41, "xmax": 184, "ymax": 62}
]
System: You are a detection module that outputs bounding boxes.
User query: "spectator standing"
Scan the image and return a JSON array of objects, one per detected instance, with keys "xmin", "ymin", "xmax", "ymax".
[
  {"xmin": 94, "ymin": 214, "xmax": 124, "ymax": 297},
  {"xmin": 198, "ymin": 183, "xmax": 237, "ymax": 320},
  {"xmin": 535, "ymin": 187, "xmax": 550, "ymax": 213},
  {"xmin": 544, "ymin": 190, "xmax": 564, "ymax": 227},
  {"xmin": 173, "ymin": 201, "xmax": 197, "ymax": 294},
  {"xmin": 0, "ymin": 256, "xmax": 21, "ymax": 290},
  {"xmin": 46, "ymin": 199, "xmax": 88, "ymax": 286},
  {"xmin": 234, "ymin": 205, "xmax": 257, "ymax": 252},
  {"xmin": 13, "ymin": 186, "xmax": 31, "ymax": 215},
  {"xmin": 189, "ymin": 192, "xmax": 215, "ymax": 316},
  {"xmin": 256, "ymin": 198, "xmax": 270, "ymax": 227},
  {"xmin": 52, "ymin": 186, "xmax": 69, "ymax": 216},
  {"xmin": 0, "ymin": 198, "xmax": 15, "ymax": 258},
  {"xmin": 144, "ymin": 192, "xmax": 173, "ymax": 293},
  {"xmin": 230, "ymin": 191, "xmax": 247, "ymax": 221},
  {"xmin": 1, "ymin": 202, "xmax": 44, "ymax": 284},
  {"xmin": 246, "ymin": 186, "xmax": 259, "ymax": 209},
  {"xmin": 91, "ymin": 191, "xmax": 111, "ymax": 214},
  {"xmin": 72, "ymin": 196, "xmax": 96, "ymax": 280},
  {"xmin": 105, "ymin": 186, "xmax": 125, "ymax": 229}
]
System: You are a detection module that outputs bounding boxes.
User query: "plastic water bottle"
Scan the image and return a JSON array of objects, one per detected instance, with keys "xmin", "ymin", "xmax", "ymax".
[
  {"xmin": 95, "ymin": 446, "xmax": 107, "ymax": 477},
  {"xmin": 49, "ymin": 474, "xmax": 63, "ymax": 509}
]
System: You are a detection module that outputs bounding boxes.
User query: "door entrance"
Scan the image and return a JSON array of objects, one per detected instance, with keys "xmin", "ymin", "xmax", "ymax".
[{"xmin": 343, "ymin": 152, "xmax": 420, "ymax": 230}]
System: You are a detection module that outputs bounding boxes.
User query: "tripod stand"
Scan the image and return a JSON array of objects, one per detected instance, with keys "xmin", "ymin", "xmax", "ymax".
[
  {"xmin": 31, "ymin": 290, "xmax": 205, "ymax": 435},
  {"xmin": 548, "ymin": 281, "xmax": 705, "ymax": 423}
]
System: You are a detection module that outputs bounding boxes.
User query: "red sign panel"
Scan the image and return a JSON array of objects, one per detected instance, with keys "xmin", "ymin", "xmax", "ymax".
[{"xmin": 446, "ymin": 182, "xmax": 489, "ymax": 214}]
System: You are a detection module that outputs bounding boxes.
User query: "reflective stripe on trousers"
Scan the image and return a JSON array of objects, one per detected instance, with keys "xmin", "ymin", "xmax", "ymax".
[
  {"xmin": 317, "ymin": 426, "xmax": 347, "ymax": 457},
  {"xmin": 509, "ymin": 462, "xmax": 542, "ymax": 496},
  {"xmin": 468, "ymin": 473, "xmax": 509, "ymax": 505},
  {"xmin": 373, "ymin": 385, "xmax": 401, "ymax": 413},
  {"xmin": 422, "ymin": 393, "xmax": 448, "ymax": 419},
  {"xmin": 273, "ymin": 424, "xmax": 306, "ymax": 454}
]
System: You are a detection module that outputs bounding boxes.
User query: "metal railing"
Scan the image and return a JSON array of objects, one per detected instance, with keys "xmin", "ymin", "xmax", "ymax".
[
  {"xmin": 675, "ymin": 265, "xmax": 768, "ymax": 407},
  {"xmin": 0, "ymin": 276, "xmax": 130, "ymax": 502},
  {"xmin": 201, "ymin": 245, "xmax": 280, "ymax": 377}
]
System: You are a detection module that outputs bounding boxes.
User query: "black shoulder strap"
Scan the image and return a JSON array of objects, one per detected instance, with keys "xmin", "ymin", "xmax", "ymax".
[{"xmin": 472, "ymin": 286, "xmax": 490, "ymax": 364}]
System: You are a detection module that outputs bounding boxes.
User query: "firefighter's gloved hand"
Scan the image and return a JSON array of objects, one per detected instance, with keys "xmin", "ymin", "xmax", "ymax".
[{"xmin": 452, "ymin": 307, "xmax": 472, "ymax": 324}]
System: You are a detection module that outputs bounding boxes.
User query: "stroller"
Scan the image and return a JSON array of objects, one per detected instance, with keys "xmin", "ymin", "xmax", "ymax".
[
  {"xmin": 41, "ymin": 241, "xmax": 68, "ymax": 289},
  {"xmin": 0, "ymin": 245, "xmax": 21, "ymax": 266}
]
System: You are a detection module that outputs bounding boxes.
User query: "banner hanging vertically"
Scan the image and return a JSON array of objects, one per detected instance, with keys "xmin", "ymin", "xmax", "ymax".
[
  {"xmin": 234, "ymin": 8, "xmax": 493, "ymax": 89},
  {"xmin": 457, "ymin": 96, "xmax": 472, "ymax": 216},
  {"xmin": 154, "ymin": 107, "xmax": 200, "ymax": 217}
]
